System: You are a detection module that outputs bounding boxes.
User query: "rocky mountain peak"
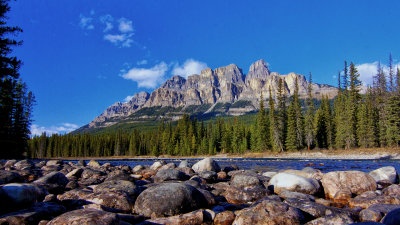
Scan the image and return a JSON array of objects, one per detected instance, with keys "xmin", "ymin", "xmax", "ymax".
[
  {"xmin": 161, "ymin": 75, "xmax": 186, "ymax": 89},
  {"xmin": 247, "ymin": 59, "xmax": 270, "ymax": 80},
  {"xmin": 214, "ymin": 64, "xmax": 244, "ymax": 83},
  {"xmin": 129, "ymin": 91, "xmax": 150, "ymax": 105}
]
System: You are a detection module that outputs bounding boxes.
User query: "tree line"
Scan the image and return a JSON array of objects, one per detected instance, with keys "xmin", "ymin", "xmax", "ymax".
[
  {"xmin": 0, "ymin": 0, "xmax": 35, "ymax": 159},
  {"xmin": 28, "ymin": 58, "xmax": 400, "ymax": 158}
]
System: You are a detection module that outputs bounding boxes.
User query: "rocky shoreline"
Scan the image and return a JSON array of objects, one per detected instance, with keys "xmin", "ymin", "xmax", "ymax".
[{"xmin": 1, "ymin": 158, "xmax": 400, "ymax": 224}]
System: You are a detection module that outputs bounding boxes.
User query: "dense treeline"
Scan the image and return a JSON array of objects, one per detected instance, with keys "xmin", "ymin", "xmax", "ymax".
[
  {"xmin": 0, "ymin": 0, "xmax": 35, "ymax": 159},
  {"xmin": 29, "ymin": 58, "xmax": 400, "ymax": 158}
]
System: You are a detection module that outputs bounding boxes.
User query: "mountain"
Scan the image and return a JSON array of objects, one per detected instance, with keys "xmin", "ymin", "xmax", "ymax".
[{"xmin": 79, "ymin": 59, "xmax": 338, "ymax": 132}]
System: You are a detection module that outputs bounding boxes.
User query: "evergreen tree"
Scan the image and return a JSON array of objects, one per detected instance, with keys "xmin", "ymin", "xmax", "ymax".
[
  {"xmin": 357, "ymin": 88, "xmax": 376, "ymax": 148},
  {"xmin": 0, "ymin": 0, "xmax": 34, "ymax": 158},
  {"xmin": 286, "ymin": 77, "xmax": 304, "ymax": 150},
  {"xmin": 255, "ymin": 93, "xmax": 270, "ymax": 151},
  {"xmin": 304, "ymin": 73, "xmax": 315, "ymax": 150},
  {"xmin": 277, "ymin": 78, "xmax": 287, "ymax": 151},
  {"xmin": 269, "ymin": 88, "xmax": 283, "ymax": 152}
]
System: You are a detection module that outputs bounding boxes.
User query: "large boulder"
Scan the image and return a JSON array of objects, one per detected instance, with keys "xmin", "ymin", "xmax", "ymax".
[
  {"xmin": 153, "ymin": 169, "xmax": 188, "ymax": 183},
  {"xmin": 33, "ymin": 171, "xmax": 69, "ymax": 194},
  {"xmin": 369, "ymin": 166, "xmax": 398, "ymax": 184},
  {"xmin": 0, "ymin": 202, "xmax": 66, "ymax": 224},
  {"xmin": 93, "ymin": 179, "xmax": 139, "ymax": 197},
  {"xmin": 360, "ymin": 204, "xmax": 400, "ymax": 222},
  {"xmin": 192, "ymin": 158, "xmax": 221, "ymax": 173},
  {"xmin": 0, "ymin": 170, "xmax": 23, "ymax": 185},
  {"xmin": 268, "ymin": 172, "xmax": 320, "ymax": 195},
  {"xmin": 150, "ymin": 160, "xmax": 166, "ymax": 170},
  {"xmin": 231, "ymin": 174, "xmax": 262, "ymax": 189},
  {"xmin": 134, "ymin": 183, "xmax": 208, "ymax": 218},
  {"xmin": 0, "ymin": 183, "xmax": 47, "ymax": 213},
  {"xmin": 321, "ymin": 171, "xmax": 377, "ymax": 202},
  {"xmin": 381, "ymin": 208, "xmax": 400, "ymax": 225},
  {"xmin": 233, "ymin": 199, "xmax": 305, "ymax": 225},
  {"xmin": 47, "ymin": 208, "xmax": 120, "ymax": 225},
  {"xmin": 224, "ymin": 185, "xmax": 268, "ymax": 204}
]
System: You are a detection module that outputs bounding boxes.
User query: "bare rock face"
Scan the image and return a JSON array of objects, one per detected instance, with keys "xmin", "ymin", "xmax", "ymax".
[
  {"xmin": 321, "ymin": 171, "xmax": 377, "ymax": 203},
  {"xmin": 86, "ymin": 59, "xmax": 339, "ymax": 131}
]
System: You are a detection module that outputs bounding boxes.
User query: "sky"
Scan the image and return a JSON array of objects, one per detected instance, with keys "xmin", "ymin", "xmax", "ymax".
[{"xmin": 6, "ymin": 0, "xmax": 400, "ymax": 135}]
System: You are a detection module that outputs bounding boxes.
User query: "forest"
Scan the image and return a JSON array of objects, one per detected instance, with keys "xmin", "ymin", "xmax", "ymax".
[{"xmin": 28, "ymin": 59, "xmax": 400, "ymax": 158}]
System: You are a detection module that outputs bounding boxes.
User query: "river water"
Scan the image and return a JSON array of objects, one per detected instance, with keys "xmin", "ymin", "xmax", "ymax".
[{"xmin": 66, "ymin": 158, "xmax": 400, "ymax": 173}]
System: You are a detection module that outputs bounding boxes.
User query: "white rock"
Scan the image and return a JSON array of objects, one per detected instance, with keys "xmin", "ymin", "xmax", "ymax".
[
  {"xmin": 369, "ymin": 166, "xmax": 398, "ymax": 184},
  {"xmin": 268, "ymin": 172, "xmax": 320, "ymax": 195},
  {"xmin": 192, "ymin": 158, "xmax": 221, "ymax": 173}
]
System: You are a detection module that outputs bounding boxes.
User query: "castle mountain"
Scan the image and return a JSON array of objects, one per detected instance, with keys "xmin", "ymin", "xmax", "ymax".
[{"xmin": 84, "ymin": 59, "xmax": 338, "ymax": 131}]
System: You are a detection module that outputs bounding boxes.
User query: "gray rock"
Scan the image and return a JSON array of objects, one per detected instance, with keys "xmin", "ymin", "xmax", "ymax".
[
  {"xmin": 268, "ymin": 172, "xmax": 320, "ymax": 195},
  {"xmin": 0, "ymin": 202, "xmax": 66, "ymax": 224},
  {"xmin": 4, "ymin": 159, "xmax": 17, "ymax": 168},
  {"xmin": 305, "ymin": 213, "xmax": 354, "ymax": 225},
  {"xmin": 231, "ymin": 174, "xmax": 262, "ymax": 189},
  {"xmin": 14, "ymin": 160, "xmax": 35, "ymax": 170},
  {"xmin": 278, "ymin": 190, "xmax": 316, "ymax": 201},
  {"xmin": 47, "ymin": 208, "xmax": 120, "ymax": 225},
  {"xmin": 87, "ymin": 160, "xmax": 101, "ymax": 168},
  {"xmin": 198, "ymin": 171, "xmax": 218, "ymax": 183},
  {"xmin": 77, "ymin": 159, "xmax": 86, "ymax": 167},
  {"xmin": 34, "ymin": 171, "xmax": 69, "ymax": 194},
  {"xmin": 381, "ymin": 208, "xmax": 400, "ymax": 225},
  {"xmin": 46, "ymin": 160, "xmax": 63, "ymax": 167},
  {"xmin": 93, "ymin": 179, "xmax": 139, "ymax": 197},
  {"xmin": 0, "ymin": 170, "xmax": 23, "ymax": 185},
  {"xmin": 178, "ymin": 160, "xmax": 192, "ymax": 168},
  {"xmin": 192, "ymin": 158, "xmax": 221, "ymax": 173},
  {"xmin": 153, "ymin": 169, "xmax": 188, "ymax": 183},
  {"xmin": 224, "ymin": 185, "xmax": 268, "ymax": 204},
  {"xmin": 233, "ymin": 199, "xmax": 305, "ymax": 225},
  {"xmin": 150, "ymin": 160, "xmax": 166, "ymax": 170},
  {"xmin": 134, "ymin": 183, "xmax": 208, "ymax": 217},
  {"xmin": 66, "ymin": 168, "xmax": 83, "ymax": 179},
  {"xmin": 0, "ymin": 183, "xmax": 47, "ymax": 212},
  {"xmin": 369, "ymin": 166, "xmax": 398, "ymax": 184},
  {"xmin": 284, "ymin": 198, "xmax": 327, "ymax": 218}
]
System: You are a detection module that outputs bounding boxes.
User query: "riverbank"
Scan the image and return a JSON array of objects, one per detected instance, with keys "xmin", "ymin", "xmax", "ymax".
[{"xmin": 46, "ymin": 147, "xmax": 400, "ymax": 160}]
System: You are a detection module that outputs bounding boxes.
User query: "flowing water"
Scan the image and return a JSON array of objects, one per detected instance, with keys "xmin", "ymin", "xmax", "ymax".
[{"xmin": 66, "ymin": 158, "xmax": 400, "ymax": 173}]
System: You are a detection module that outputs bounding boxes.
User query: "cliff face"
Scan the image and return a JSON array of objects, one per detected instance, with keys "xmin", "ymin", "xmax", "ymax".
[{"xmin": 88, "ymin": 59, "xmax": 338, "ymax": 129}]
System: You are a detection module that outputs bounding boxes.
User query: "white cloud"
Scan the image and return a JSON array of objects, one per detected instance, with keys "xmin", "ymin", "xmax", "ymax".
[
  {"xmin": 118, "ymin": 18, "xmax": 134, "ymax": 33},
  {"xmin": 79, "ymin": 14, "xmax": 94, "ymax": 30},
  {"xmin": 104, "ymin": 33, "xmax": 134, "ymax": 48},
  {"xmin": 31, "ymin": 123, "xmax": 79, "ymax": 136},
  {"xmin": 121, "ymin": 62, "xmax": 168, "ymax": 88},
  {"xmin": 172, "ymin": 59, "xmax": 208, "ymax": 78},
  {"xmin": 123, "ymin": 95, "xmax": 134, "ymax": 103},
  {"xmin": 100, "ymin": 14, "xmax": 114, "ymax": 32},
  {"xmin": 355, "ymin": 62, "xmax": 400, "ymax": 86},
  {"xmin": 137, "ymin": 59, "xmax": 148, "ymax": 65}
]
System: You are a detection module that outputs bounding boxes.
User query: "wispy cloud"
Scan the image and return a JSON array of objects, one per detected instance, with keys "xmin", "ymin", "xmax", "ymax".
[
  {"xmin": 121, "ymin": 62, "xmax": 168, "ymax": 88},
  {"xmin": 79, "ymin": 12, "xmax": 135, "ymax": 48},
  {"xmin": 79, "ymin": 14, "xmax": 94, "ymax": 30},
  {"xmin": 31, "ymin": 123, "xmax": 79, "ymax": 136},
  {"xmin": 172, "ymin": 59, "xmax": 208, "ymax": 78},
  {"xmin": 118, "ymin": 18, "xmax": 134, "ymax": 33},
  {"xmin": 355, "ymin": 61, "xmax": 400, "ymax": 86},
  {"xmin": 137, "ymin": 59, "xmax": 148, "ymax": 65},
  {"xmin": 99, "ymin": 14, "xmax": 114, "ymax": 32}
]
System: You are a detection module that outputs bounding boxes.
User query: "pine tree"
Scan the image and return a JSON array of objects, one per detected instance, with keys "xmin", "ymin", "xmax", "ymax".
[
  {"xmin": 304, "ymin": 73, "xmax": 315, "ymax": 150},
  {"xmin": 357, "ymin": 88, "xmax": 376, "ymax": 148},
  {"xmin": 286, "ymin": 77, "xmax": 303, "ymax": 150},
  {"xmin": 255, "ymin": 93, "xmax": 269, "ymax": 151},
  {"xmin": 277, "ymin": 78, "xmax": 287, "ymax": 151},
  {"xmin": 315, "ymin": 95, "xmax": 333, "ymax": 149},
  {"xmin": 269, "ymin": 88, "xmax": 283, "ymax": 152},
  {"xmin": 0, "ymin": 0, "xmax": 35, "ymax": 158}
]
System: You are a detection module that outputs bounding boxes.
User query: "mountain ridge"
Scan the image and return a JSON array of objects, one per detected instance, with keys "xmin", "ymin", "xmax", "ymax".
[{"xmin": 82, "ymin": 59, "xmax": 338, "ymax": 132}]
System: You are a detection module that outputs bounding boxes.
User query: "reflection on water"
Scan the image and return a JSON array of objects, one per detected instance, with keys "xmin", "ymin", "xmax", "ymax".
[{"xmin": 66, "ymin": 158, "xmax": 400, "ymax": 173}]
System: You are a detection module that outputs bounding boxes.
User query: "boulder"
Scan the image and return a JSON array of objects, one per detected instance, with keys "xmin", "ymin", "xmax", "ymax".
[
  {"xmin": 134, "ymin": 183, "xmax": 208, "ymax": 217},
  {"xmin": 284, "ymin": 198, "xmax": 327, "ymax": 218},
  {"xmin": 383, "ymin": 184, "xmax": 400, "ymax": 196},
  {"xmin": 93, "ymin": 179, "xmax": 139, "ymax": 197},
  {"xmin": 132, "ymin": 165, "xmax": 145, "ymax": 172},
  {"xmin": 178, "ymin": 160, "xmax": 193, "ymax": 168},
  {"xmin": 198, "ymin": 171, "xmax": 218, "ymax": 183},
  {"xmin": 192, "ymin": 158, "xmax": 221, "ymax": 173},
  {"xmin": 77, "ymin": 160, "xmax": 86, "ymax": 167},
  {"xmin": 233, "ymin": 199, "xmax": 305, "ymax": 225},
  {"xmin": 278, "ymin": 190, "xmax": 315, "ymax": 201},
  {"xmin": 159, "ymin": 162, "xmax": 176, "ymax": 170},
  {"xmin": 144, "ymin": 210, "xmax": 205, "ymax": 225},
  {"xmin": 224, "ymin": 185, "xmax": 269, "ymax": 204},
  {"xmin": 87, "ymin": 160, "xmax": 101, "ymax": 168},
  {"xmin": 349, "ymin": 195, "xmax": 400, "ymax": 209},
  {"xmin": 369, "ymin": 166, "xmax": 398, "ymax": 184},
  {"xmin": 150, "ymin": 160, "xmax": 166, "ymax": 170},
  {"xmin": 34, "ymin": 171, "xmax": 69, "ymax": 194},
  {"xmin": 214, "ymin": 210, "xmax": 235, "ymax": 225},
  {"xmin": 47, "ymin": 208, "xmax": 120, "ymax": 225},
  {"xmin": 153, "ymin": 169, "xmax": 188, "ymax": 183},
  {"xmin": 268, "ymin": 172, "xmax": 320, "ymax": 195},
  {"xmin": 262, "ymin": 171, "xmax": 278, "ymax": 178},
  {"xmin": 305, "ymin": 213, "xmax": 354, "ymax": 225},
  {"xmin": 66, "ymin": 168, "xmax": 83, "ymax": 179},
  {"xmin": 0, "ymin": 170, "xmax": 23, "ymax": 185},
  {"xmin": 381, "ymin": 208, "xmax": 400, "ymax": 225},
  {"xmin": 0, "ymin": 202, "xmax": 66, "ymax": 225},
  {"xmin": 231, "ymin": 174, "xmax": 262, "ymax": 189},
  {"xmin": 0, "ymin": 183, "xmax": 47, "ymax": 212},
  {"xmin": 217, "ymin": 171, "xmax": 227, "ymax": 180},
  {"xmin": 4, "ymin": 159, "xmax": 17, "ymax": 168},
  {"xmin": 46, "ymin": 160, "xmax": 63, "ymax": 167},
  {"xmin": 14, "ymin": 160, "xmax": 35, "ymax": 170},
  {"xmin": 321, "ymin": 171, "xmax": 377, "ymax": 201}
]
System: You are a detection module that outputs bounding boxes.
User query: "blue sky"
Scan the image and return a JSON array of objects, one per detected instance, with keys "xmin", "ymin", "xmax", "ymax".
[{"xmin": 7, "ymin": 0, "xmax": 400, "ymax": 135}]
